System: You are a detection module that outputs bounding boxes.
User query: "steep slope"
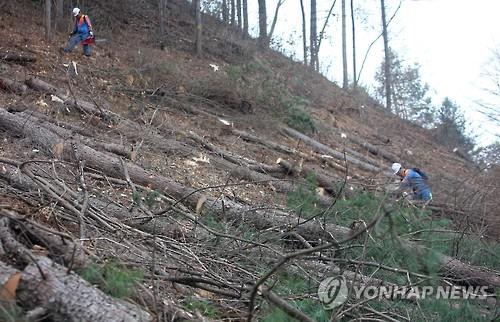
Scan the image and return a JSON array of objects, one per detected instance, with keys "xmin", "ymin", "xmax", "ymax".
[{"xmin": 0, "ymin": 1, "xmax": 498, "ymax": 321}]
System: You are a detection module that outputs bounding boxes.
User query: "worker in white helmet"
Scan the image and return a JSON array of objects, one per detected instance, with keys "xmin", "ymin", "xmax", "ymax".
[
  {"xmin": 391, "ymin": 162, "xmax": 432, "ymax": 201},
  {"xmin": 62, "ymin": 8, "xmax": 94, "ymax": 57}
]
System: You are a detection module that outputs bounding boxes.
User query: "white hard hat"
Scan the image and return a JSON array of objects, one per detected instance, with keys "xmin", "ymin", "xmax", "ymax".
[
  {"xmin": 391, "ymin": 163, "xmax": 402, "ymax": 174},
  {"xmin": 72, "ymin": 8, "xmax": 80, "ymax": 16}
]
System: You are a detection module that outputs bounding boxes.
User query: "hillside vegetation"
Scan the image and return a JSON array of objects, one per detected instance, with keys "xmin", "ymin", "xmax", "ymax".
[{"xmin": 0, "ymin": 1, "xmax": 498, "ymax": 321}]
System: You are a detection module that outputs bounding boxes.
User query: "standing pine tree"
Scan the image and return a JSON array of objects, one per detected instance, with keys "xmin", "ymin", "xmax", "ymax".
[
  {"xmin": 375, "ymin": 49, "xmax": 434, "ymax": 126},
  {"xmin": 435, "ymin": 98, "xmax": 475, "ymax": 154}
]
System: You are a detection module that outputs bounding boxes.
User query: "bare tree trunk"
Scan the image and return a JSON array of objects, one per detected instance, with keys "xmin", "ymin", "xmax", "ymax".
[
  {"xmin": 159, "ymin": 0, "xmax": 167, "ymax": 49},
  {"xmin": 195, "ymin": 0, "xmax": 202, "ymax": 55},
  {"xmin": 55, "ymin": 0, "xmax": 64, "ymax": 32},
  {"xmin": 268, "ymin": 0, "xmax": 285, "ymax": 44},
  {"xmin": 242, "ymin": 0, "xmax": 248, "ymax": 35},
  {"xmin": 258, "ymin": 0, "xmax": 268, "ymax": 47},
  {"xmin": 236, "ymin": 0, "xmax": 242, "ymax": 29},
  {"xmin": 351, "ymin": 0, "xmax": 357, "ymax": 86},
  {"xmin": 230, "ymin": 0, "xmax": 236, "ymax": 25},
  {"xmin": 381, "ymin": 0, "xmax": 391, "ymax": 110},
  {"xmin": 44, "ymin": 0, "xmax": 51, "ymax": 40},
  {"xmin": 310, "ymin": 0, "xmax": 317, "ymax": 70},
  {"xmin": 222, "ymin": 0, "xmax": 228, "ymax": 23},
  {"xmin": 299, "ymin": 0, "xmax": 307, "ymax": 66},
  {"xmin": 342, "ymin": 0, "xmax": 348, "ymax": 88}
]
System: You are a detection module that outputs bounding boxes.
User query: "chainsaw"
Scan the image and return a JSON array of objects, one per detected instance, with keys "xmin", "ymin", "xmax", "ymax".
[{"xmin": 82, "ymin": 34, "xmax": 107, "ymax": 45}]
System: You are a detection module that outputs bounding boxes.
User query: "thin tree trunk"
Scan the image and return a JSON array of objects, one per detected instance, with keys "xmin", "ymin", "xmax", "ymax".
[
  {"xmin": 222, "ymin": 0, "xmax": 229, "ymax": 23},
  {"xmin": 316, "ymin": 0, "xmax": 336, "ymax": 59},
  {"xmin": 55, "ymin": 0, "xmax": 64, "ymax": 32},
  {"xmin": 351, "ymin": 0, "xmax": 357, "ymax": 86},
  {"xmin": 258, "ymin": 0, "xmax": 268, "ymax": 47},
  {"xmin": 195, "ymin": 0, "xmax": 202, "ymax": 55},
  {"xmin": 342, "ymin": 0, "xmax": 348, "ymax": 88},
  {"xmin": 381, "ymin": 0, "xmax": 391, "ymax": 110},
  {"xmin": 237, "ymin": 0, "xmax": 242, "ymax": 29},
  {"xmin": 299, "ymin": 0, "xmax": 307, "ymax": 66},
  {"xmin": 310, "ymin": 0, "xmax": 317, "ymax": 70},
  {"xmin": 230, "ymin": 0, "xmax": 236, "ymax": 25},
  {"xmin": 44, "ymin": 0, "xmax": 51, "ymax": 40},
  {"xmin": 242, "ymin": 0, "xmax": 248, "ymax": 35},
  {"xmin": 159, "ymin": 0, "xmax": 167, "ymax": 49},
  {"xmin": 268, "ymin": 0, "xmax": 285, "ymax": 44}
]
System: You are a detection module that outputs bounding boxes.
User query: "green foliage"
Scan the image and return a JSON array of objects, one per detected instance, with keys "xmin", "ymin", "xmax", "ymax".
[
  {"xmin": 132, "ymin": 191, "xmax": 142, "ymax": 205},
  {"xmin": 445, "ymin": 236, "xmax": 500, "ymax": 269},
  {"xmin": 285, "ymin": 97, "xmax": 315, "ymax": 134},
  {"xmin": 80, "ymin": 262, "xmax": 142, "ymax": 298},
  {"xmin": 287, "ymin": 173, "xmax": 321, "ymax": 217},
  {"xmin": 183, "ymin": 297, "xmax": 219, "ymax": 318},
  {"xmin": 418, "ymin": 299, "xmax": 488, "ymax": 322},
  {"xmin": 473, "ymin": 141, "xmax": 500, "ymax": 168},
  {"xmin": 262, "ymin": 274, "xmax": 329, "ymax": 322},
  {"xmin": 144, "ymin": 189, "xmax": 161, "ymax": 209},
  {"xmin": 435, "ymin": 97, "xmax": 476, "ymax": 154},
  {"xmin": 375, "ymin": 48, "xmax": 435, "ymax": 126}
]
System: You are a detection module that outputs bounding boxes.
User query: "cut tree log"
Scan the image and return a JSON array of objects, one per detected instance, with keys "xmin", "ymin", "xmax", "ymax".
[
  {"xmin": 277, "ymin": 158, "xmax": 340, "ymax": 194},
  {"xmin": 17, "ymin": 256, "xmax": 152, "ymax": 322},
  {"xmin": 231, "ymin": 128, "xmax": 297, "ymax": 155},
  {"xmin": 0, "ymin": 77, "xmax": 27, "ymax": 95},
  {"xmin": 280, "ymin": 126, "xmax": 382, "ymax": 174},
  {"xmin": 0, "ymin": 51, "xmax": 36, "ymax": 65},
  {"xmin": 330, "ymin": 127, "xmax": 399, "ymax": 163}
]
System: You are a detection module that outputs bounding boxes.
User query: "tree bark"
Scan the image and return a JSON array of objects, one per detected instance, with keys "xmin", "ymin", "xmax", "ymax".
[
  {"xmin": 17, "ymin": 256, "xmax": 152, "ymax": 322},
  {"xmin": 310, "ymin": 0, "xmax": 318, "ymax": 70},
  {"xmin": 258, "ymin": 0, "xmax": 268, "ymax": 47},
  {"xmin": 242, "ymin": 0, "xmax": 248, "ymax": 35},
  {"xmin": 236, "ymin": 0, "xmax": 242, "ymax": 29},
  {"xmin": 44, "ymin": 0, "xmax": 51, "ymax": 40},
  {"xmin": 194, "ymin": 0, "xmax": 202, "ymax": 56},
  {"xmin": 342, "ymin": 0, "xmax": 348, "ymax": 88},
  {"xmin": 299, "ymin": 0, "xmax": 307, "ymax": 66},
  {"xmin": 381, "ymin": 0, "xmax": 392, "ymax": 110},
  {"xmin": 230, "ymin": 0, "xmax": 236, "ymax": 25},
  {"xmin": 55, "ymin": 0, "xmax": 64, "ymax": 32},
  {"xmin": 158, "ymin": 0, "xmax": 167, "ymax": 49},
  {"xmin": 222, "ymin": 0, "xmax": 229, "ymax": 23}
]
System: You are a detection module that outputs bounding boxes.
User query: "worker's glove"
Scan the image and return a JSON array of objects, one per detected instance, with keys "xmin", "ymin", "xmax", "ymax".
[{"xmin": 89, "ymin": 31, "xmax": 94, "ymax": 37}]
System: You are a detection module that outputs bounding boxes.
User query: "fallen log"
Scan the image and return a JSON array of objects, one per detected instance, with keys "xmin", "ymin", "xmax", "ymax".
[
  {"xmin": 0, "ymin": 77, "xmax": 27, "ymax": 95},
  {"xmin": 231, "ymin": 128, "xmax": 297, "ymax": 155},
  {"xmin": 330, "ymin": 127, "xmax": 399, "ymax": 163},
  {"xmin": 277, "ymin": 158, "xmax": 340, "ymax": 194},
  {"xmin": 0, "ymin": 52, "xmax": 36, "ymax": 65},
  {"xmin": 17, "ymin": 256, "xmax": 152, "ymax": 322},
  {"xmin": 185, "ymin": 130, "xmax": 334, "ymax": 203},
  {"xmin": 280, "ymin": 126, "xmax": 382, "ymax": 174}
]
